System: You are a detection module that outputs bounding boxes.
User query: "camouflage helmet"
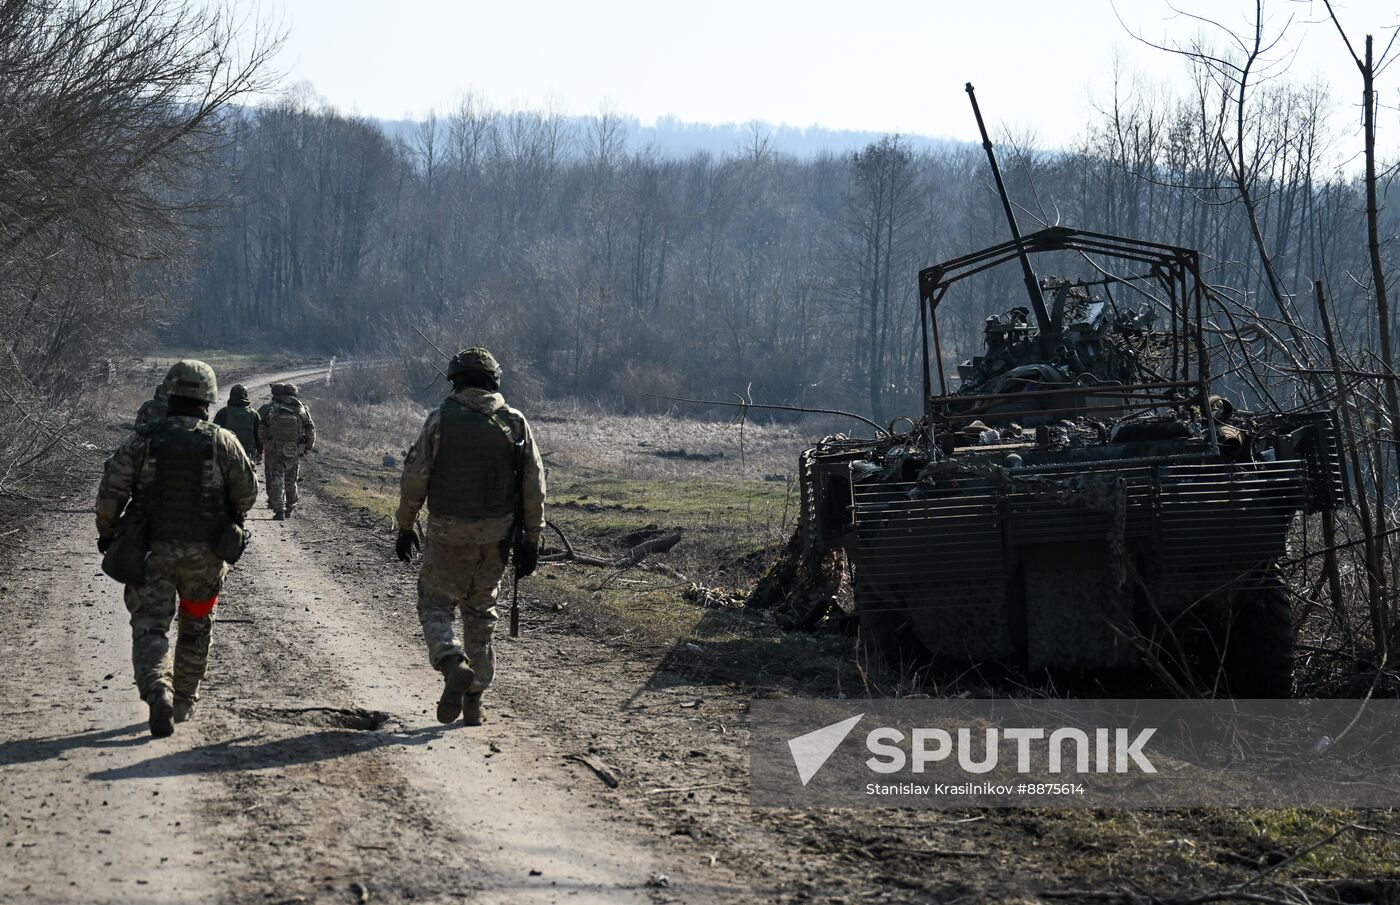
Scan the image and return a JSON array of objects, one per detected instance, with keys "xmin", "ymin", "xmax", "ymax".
[
  {"xmin": 447, "ymin": 347, "xmax": 502, "ymax": 384},
  {"xmin": 229, "ymin": 384, "xmax": 249, "ymax": 403},
  {"xmin": 162, "ymin": 359, "xmax": 217, "ymax": 404}
]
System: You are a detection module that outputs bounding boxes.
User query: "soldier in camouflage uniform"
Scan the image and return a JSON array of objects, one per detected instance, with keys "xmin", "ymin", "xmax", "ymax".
[
  {"xmin": 135, "ymin": 384, "xmax": 168, "ymax": 428},
  {"xmin": 96, "ymin": 360, "xmax": 258, "ymax": 737},
  {"xmin": 395, "ymin": 348, "xmax": 546, "ymax": 727},
  {"xmin": 214, "ymin": 384, "xmax": 264, "ymax": 464},
  {"xmin": 258, "ymin": 383, "xmax": 315, "ymax": 520}
]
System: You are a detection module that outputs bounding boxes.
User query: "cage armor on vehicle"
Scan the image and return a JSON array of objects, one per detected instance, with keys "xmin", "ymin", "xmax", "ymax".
[{"xmin": 796, "ymin": 86, "xmax": 1345, "ymax": 697}]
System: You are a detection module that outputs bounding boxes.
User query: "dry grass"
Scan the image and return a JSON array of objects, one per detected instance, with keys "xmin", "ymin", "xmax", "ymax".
[
  {"xmin": 297, "ymin": 384, "xmax": 858, "ymax": 690},
  {"xmin": 532, "ymin": 399, "xmax": 816, "ymax": 481},
  {"xmin": 313, "ymin": 396, "xmax": 429, "ymax": 458}
]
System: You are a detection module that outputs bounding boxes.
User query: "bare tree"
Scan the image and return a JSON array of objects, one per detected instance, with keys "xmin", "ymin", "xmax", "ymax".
[{"xmin": 0, "ymin": 0, "xmax": 279, "ymax": 495}]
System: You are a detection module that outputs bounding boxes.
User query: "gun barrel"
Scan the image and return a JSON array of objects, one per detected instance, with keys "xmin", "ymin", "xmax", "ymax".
[{"xmin": 965, "ymin": 83, "xmax": 1052, "ymax": 336}]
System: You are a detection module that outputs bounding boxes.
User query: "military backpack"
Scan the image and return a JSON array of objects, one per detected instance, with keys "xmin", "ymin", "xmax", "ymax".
[{"xmin": 266, "ymin": 401, "xmax": 303, "ymax": 456}]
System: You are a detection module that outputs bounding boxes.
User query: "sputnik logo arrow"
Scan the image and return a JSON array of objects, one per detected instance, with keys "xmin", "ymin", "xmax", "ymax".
[{"xmin": 787, "ymin": 713, "xmax": 864, "ymax": 786}]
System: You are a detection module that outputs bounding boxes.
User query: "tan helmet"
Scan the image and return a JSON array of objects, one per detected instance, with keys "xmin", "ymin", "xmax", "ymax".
[
  {"xmin": 447, "ymin": 347, "xmax": 502, "ymax": 383},
  {"xmin": 161, "ymin": 359, "xmax": 217, "ymax": 404}
]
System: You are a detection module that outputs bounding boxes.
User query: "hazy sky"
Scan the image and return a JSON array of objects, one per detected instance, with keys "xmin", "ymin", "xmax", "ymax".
[{"xmin": 262, "ymin": 0, "xmax": 1400, "ymax": 148}]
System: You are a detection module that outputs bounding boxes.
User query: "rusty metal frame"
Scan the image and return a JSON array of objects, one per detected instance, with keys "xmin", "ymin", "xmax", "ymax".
[{"xmin": 916, "ymin": 225, "xmax": 1217, "ymax": 451}]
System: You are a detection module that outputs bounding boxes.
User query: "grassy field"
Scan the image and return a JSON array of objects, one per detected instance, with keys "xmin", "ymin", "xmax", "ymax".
[{"xmin": 304, "ymin": 382, "xmax": 866, "ymax": 691}]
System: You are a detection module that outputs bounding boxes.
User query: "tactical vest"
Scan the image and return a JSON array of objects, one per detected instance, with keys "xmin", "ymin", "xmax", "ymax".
[
  {"xmin": 222, "ymin": 405, "xmax": 259, "ymax": 455},
  {"xmin": 147, "ymin": 420, "xmax": 223, "ymax": 543},
  {"xmin": 266, "ymin": 402, "xmax": 302, "ymax": 443},
  {"xmin": 427, "ymin": 402, "xmax": 519, "ymax": 519}
]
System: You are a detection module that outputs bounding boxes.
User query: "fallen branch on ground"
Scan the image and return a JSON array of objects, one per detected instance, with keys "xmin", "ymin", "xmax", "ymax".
[
  {"xmin": 541, "ymin": 521, "xmax": 685, "ymax": 580},
  {"xmin": 565, "ymin": 753, "xmax": 621, "ymax": 788}
]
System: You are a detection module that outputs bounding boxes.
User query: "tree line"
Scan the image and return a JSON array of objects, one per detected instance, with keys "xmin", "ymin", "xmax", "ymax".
[{"xmin": 176, "ymin": 76, "xmax": 1393, "ymax": 424}]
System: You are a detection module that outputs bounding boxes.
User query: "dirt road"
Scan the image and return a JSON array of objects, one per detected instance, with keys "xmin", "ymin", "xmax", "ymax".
[
  {"xmin": 13, "ymin": 364, "xmax": 1394, "ymax": 905},
  {"xmin": 0, "ymin": 368, "xmax": 747, "ymax": 905}
]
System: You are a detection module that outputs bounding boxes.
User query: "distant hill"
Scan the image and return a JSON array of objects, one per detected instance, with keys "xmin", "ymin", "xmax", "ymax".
[{"xmin": 375, "ymin": 113, "xmax": 964, "ymax": 159}]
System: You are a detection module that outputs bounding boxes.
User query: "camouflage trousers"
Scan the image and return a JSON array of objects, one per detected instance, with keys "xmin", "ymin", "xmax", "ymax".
[
  {"xmin": 265, "ymin": 453, "xmax": 301, "ymax": 512},
  {"xmin": 124, "ymin": 540, "xmax": 227, "ymax": 704},
  {"xmin": 417, "ymin": 515, "xmax": 511, "ymax": 694}
]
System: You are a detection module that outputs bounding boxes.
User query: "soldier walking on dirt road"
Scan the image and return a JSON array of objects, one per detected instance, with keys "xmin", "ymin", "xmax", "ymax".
[
  {"xmin": 259, "ymin": 383, "xmax": 315, "ymax": 520},
  {"xmin": 394, "ymin": 348, "xmax": 546, "ymax": 727},
  {"xmin": 214, "ymin": 384, "xmax": 264, "ymax": 464},
  {"xmin": 96, "ymin": 360, "xmax": 258, "ymax": 737}
]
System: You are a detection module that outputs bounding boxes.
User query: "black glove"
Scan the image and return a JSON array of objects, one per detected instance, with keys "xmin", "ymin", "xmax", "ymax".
[
  {"xmin": 396, "ymin": 528, "xmax": 420, "ymax": 562},
  {"xmin": 514, "ymin": 537, "xmax": 539, "ymax": 580},
  {"xmin": 97, "ymin": 536, "xmax": 113, "ymax": 554},
  {"xmin": 230, "ymin": 511, "xmax": 245, "ymax": 528}
]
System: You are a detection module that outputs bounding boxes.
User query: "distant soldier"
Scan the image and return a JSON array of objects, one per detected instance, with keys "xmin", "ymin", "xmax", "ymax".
[
  {"xmin": 214, "ymin": 384, "xmax": 264, "ymax": 464},
  {"xmin": 134, "ymin": 384, "xmax": 168, "ymax": 428},
  {"xmin": 395, "ymin": 348, "xmax": 546, "ymax": 727},
  {"xmin": 258, "ymin": 383, "xmax": 315, "ymax": 520},
  {"xmin": 96, "ymin": 360, "xmax": 257, "ymax": 737}
]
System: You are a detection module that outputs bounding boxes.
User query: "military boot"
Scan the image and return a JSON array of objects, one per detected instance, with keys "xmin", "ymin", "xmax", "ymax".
[
  {"xmin": 284, "ymin": 505, "xmax": 295, "ymax": 519},
  {"xmin": 173, "ymin": 696, "xmax": 196, "ymax": 724},
  {"xmin": 272, "ymin": 510, "xmax": 285, "ymax": 521},
  {"xmin": 436, "ymin": 657, "xmax": 476, "ymax": 724},
  {"xmin": 461, "ymin": 692, "xmax": 484, "ymax": 727},
  {"xmin": 147, "ymin": 687, "xmax": 175, "ymax": 738}
]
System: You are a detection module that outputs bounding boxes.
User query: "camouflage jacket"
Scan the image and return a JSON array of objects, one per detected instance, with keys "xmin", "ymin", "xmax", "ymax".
[
  {"xmin": 134, "ymin": 397, "xmax": 167, "ymax": 428},
  {"xmin": 396, "ymin": 387, "xmax": 546, "ymax": 542},
  {"xmin": 96, "ymin": 417, "xmax": 259, "ymax": 538},
  {"xmin": 258, "ymin": 395, "xmax": 316, "ymax": 455},
  {"xmin": 214, "ymin": 402, "xmax": 265, "ymax": 457}
]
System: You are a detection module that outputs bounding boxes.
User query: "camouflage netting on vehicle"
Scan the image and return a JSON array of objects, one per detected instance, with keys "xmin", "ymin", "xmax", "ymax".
[{"xmin": 746, "ymin": 530, "xmax": 852, "ymax": 630}]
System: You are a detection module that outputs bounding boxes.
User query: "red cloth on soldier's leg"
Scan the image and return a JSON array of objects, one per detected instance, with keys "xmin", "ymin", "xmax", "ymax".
[{"xmin": 178, "ymin": 596, "xmax": 218, "ymax": 619}]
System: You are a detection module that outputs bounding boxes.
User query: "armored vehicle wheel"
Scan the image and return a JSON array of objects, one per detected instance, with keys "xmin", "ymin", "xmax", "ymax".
[{"xmin": 1220, "ymin": 582, "xmax": 1295, "ymax": 698}]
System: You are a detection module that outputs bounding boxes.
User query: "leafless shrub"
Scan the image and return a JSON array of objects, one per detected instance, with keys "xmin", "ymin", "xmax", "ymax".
[{"xmin": 0, "ymin": 0, "xmax": 280, "ymax": 497}]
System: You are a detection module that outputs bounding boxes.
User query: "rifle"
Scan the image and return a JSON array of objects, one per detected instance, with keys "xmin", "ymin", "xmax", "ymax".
[{"xmin": 508, "ymin": 430, "xmax": 527, "ymax": 637}]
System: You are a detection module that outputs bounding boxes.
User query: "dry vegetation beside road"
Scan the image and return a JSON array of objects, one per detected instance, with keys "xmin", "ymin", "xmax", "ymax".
[{"xmin": 290, "ymin": 378, "xmax": 1400, "ymax": 903}]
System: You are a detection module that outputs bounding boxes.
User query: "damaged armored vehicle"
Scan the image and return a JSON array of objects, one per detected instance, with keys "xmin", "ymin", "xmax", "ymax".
[{"xmin": 796, "ymin": 87, "xmax": 1344, "ymax": 697}]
